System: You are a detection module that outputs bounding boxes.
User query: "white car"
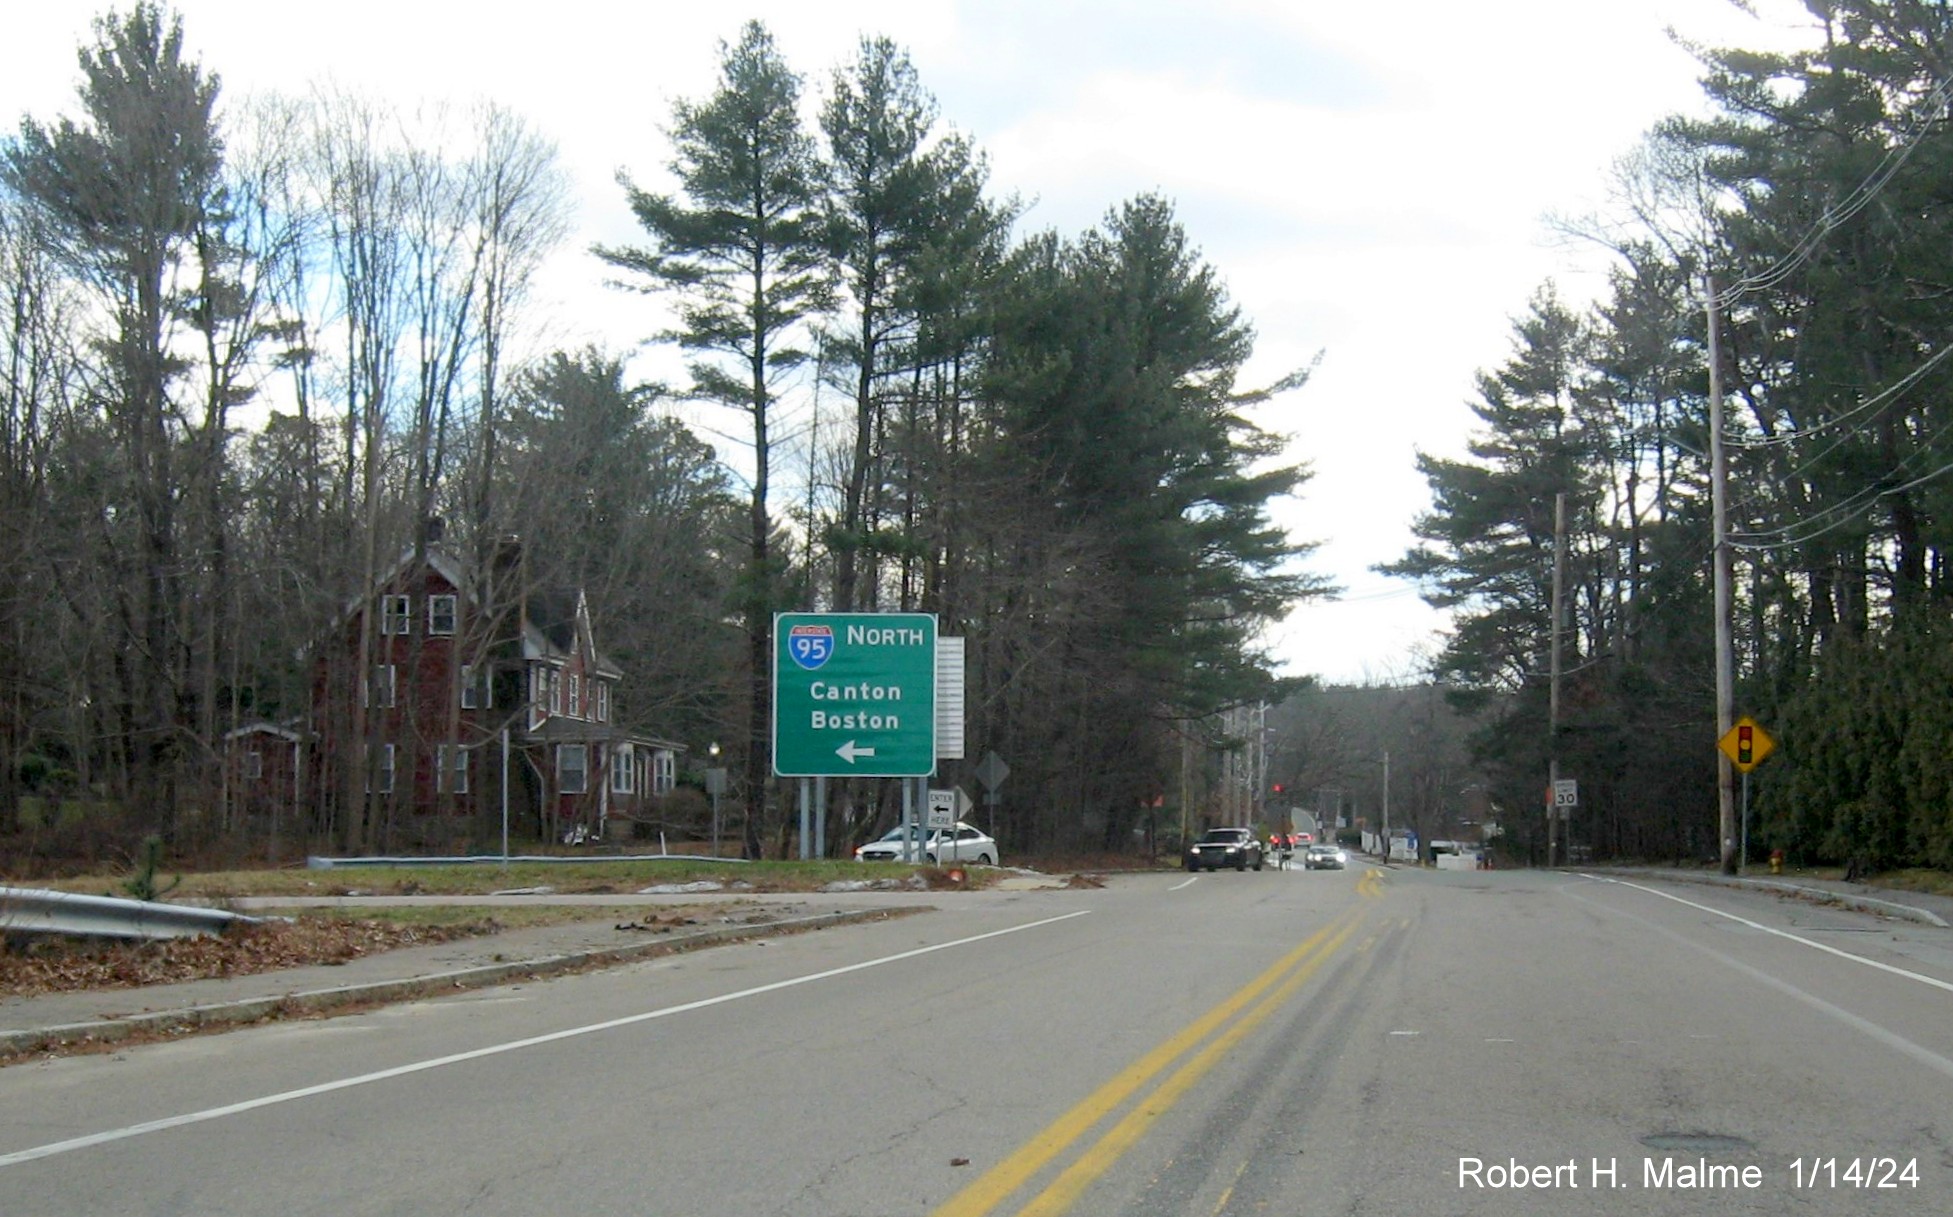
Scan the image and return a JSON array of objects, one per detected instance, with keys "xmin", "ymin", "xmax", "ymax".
[{"xmin": 854, "ymin": 821, "xmax": 1000, "ymax": 866}]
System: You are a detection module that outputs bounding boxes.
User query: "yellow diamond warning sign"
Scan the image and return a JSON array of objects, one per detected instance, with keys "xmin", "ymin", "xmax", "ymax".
[{"xmin": 1717, "ymin": 716, "xmax": 1776, "ymax": 773}]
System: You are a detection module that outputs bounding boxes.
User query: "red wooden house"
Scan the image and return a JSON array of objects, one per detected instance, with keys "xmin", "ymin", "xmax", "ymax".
[{"xmin": 228, "ymin": 542, "xmax": 682, "ymax": 849}]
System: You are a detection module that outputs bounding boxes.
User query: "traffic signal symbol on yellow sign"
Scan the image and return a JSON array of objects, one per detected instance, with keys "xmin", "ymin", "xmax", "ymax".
[{"xmin": 1717, "ymin": 716, "xmax": 1776, "ymax": 773}]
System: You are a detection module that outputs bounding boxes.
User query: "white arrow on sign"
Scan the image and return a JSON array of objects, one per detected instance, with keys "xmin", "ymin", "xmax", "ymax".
[{"xmin": 835, "ymin": 740, "xmax": 879, "ymax": 764}]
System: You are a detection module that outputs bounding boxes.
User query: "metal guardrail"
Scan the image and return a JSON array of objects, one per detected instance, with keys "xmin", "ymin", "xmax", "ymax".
[
  {"xmin": 305, "ymin": 853, "xmax": 749, "ymax": 868},
  {"xmin": 0, "ymin": 886, "xmax": 258, "ymax": 941}
]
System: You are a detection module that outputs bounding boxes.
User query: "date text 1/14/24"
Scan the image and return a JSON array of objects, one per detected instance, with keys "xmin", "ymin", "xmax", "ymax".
[{"xmin": 1790, "ymin": 1158, "xmax": 1920, "ymax": 1189}]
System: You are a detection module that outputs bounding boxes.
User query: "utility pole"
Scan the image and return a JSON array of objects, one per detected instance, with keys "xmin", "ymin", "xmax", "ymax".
[
  {"xmin": 1179, "ymin": 725, "xmax": 1191, "ymax": 847},
  {"xmin": 1253, "ymin": 701, "xmax": 1268, "ymax": 827},
  {"xmin": 1381, "ymin": 750, "xmax": 1391, "ymax": 863},
  {"xmin": 1707, "ymin": 274, "xmax": 1738, "ymax": 876},
  {"xmin": 1548, "ymin": 491, "xmax": 1566, "ymax": 868},
  {"xmin": 1222, "ymin": 709, "xmax": 1236, "ymax": 823}
]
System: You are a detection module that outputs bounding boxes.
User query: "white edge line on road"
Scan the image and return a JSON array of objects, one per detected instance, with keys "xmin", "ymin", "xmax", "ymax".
[
  {"xmin": 1565, "ymin": 885, "xmax": 1953, "ymax": 1081},
  {"xmin": 1591, "ymin": 875, "xmax": 1953, "ymax": 996},
  {"xmin": 1705, "ymin": 942, "xmax": 1953, "ymax": 1081},
  {"xmin": 0, "ymin": 908, "xmax": 1093, "ymax": 1169},
  {"xmin": 1168, "ymin": 877, "xmax": 1198, "ymax": 892},
  {"xmin": 1730, "ymin": 879, "xmax": 1948, "ymax": 926}
]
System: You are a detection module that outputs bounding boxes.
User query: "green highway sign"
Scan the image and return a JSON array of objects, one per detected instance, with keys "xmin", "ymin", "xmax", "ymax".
[{"xmin": 773, "ymin": 612, "xmax": 937, "ymax": 777}]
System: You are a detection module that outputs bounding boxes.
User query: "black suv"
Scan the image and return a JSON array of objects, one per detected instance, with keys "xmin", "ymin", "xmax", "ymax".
[{"xmin": 1184, "ymin": 827, "xmax": 1265, "ymax": 872}]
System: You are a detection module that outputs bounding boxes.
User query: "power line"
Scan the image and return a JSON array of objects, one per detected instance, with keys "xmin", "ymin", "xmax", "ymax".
[
  {"xmin": 1725, "ymin": 341, "xmax": 1953, "ymax": 453},
  {"xmin": 1719, "ymin": 337, "xmax": 1953, "ymax": 541},
  {"xmin": 1718, "ymin": 70, "xmax": 1953, "ymax": 306},
  {"xmin": 1705, "ymin": 67, "xmax": 1953, "ymax": 548},
  {"xmin": 1731, "ymin": 450, "xmax": 1953, "ymax": 552},
  {"xmin": 1722, "ymin": 360, "xmax": 1953, "ymax": 527}
]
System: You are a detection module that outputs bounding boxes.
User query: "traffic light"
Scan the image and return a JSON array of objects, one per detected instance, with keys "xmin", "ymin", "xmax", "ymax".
[{"xmin": 1736, "ymin": 724, "xmax": 1753, "ymax": 766}]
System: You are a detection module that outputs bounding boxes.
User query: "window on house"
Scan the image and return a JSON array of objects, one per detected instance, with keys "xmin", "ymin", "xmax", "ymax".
[
  {"xmin": 438, "ymin": 743, "xmax": 469, "ymax": 794},
  {"xmin": 596, "ymin": 683, "xmax": 609, "ymax": 723},
  {"xmin": 381, "ymin": 594, "xmax": 411, "ymax": 635},
  {"xmin": 558, "ymin": 744, "xmax": 588, "ymax": 795},
  {"xmin": 568, "ymin": 673, "xmax": 581, "ymax": 718},
  {"xmin": 611, "ymin": 748, "xmax": 632, "ymax": 794},
  {"xmin": 428, "ymin": 594, "xmax": 457, "ymax": 636},
  {"xmin": 526, "ymin": 666, "xmax": 545, "ymax": 730},
  {"xmin": 366, "ymin": 743, "xmax": 395, "ymax": 794},
  {"xmin": 461, "ymin": 663, "xmax": 492, "ymax": 710},
  {"xmin": 366, "ymin": 664, "xmax": 396, "ymax": 708},
  {"xmin": 550, "ymin": 669, "xmax": 562, "ymax": 715},
  {"xmin": 653, "ymin": 750, "xmax": 675, "ymax": 795},
  {"xmin": 245, "ymin": 750, "xmax": 263, "ymax": 780}
]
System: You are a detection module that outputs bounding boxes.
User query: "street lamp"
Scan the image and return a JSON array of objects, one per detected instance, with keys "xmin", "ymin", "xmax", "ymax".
[{"xmin": 707, "ymin": 742, "xmax": 723, "ymax": 857}]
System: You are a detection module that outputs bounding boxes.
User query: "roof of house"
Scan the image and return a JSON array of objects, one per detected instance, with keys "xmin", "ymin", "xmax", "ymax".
[
  {"xmin": 520, "ymin": 585, "xmax": 624, "ymax": 680},
  {"xmin": 311, "ymin": 545, "xmax": 626, "ymax": 680},
  {"xmin": 224, "ymin": 721, "xmax": 303, "ymax": 743}
]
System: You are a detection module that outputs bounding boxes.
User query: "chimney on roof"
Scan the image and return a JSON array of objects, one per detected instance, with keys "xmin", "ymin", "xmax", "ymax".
[
  {"xmin": 479, "ymin": 535, "xmax": 525, "ymax": 643},
  {"xmin": 489, "ymin": 535, "xmax": 524, "ymax": 606},
  {"xmin": 425, "ymin": 515, "xmax": 446, "ymax": 545},
  {"xmin": 492, "ymin": 535, "xmax": 522, "ymax": 579}
]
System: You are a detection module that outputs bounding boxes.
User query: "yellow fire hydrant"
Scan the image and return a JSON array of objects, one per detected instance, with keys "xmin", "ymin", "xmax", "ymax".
[{"xmin": 1769, "ymin": 848, "xmax": 1784, "ymax": 875}]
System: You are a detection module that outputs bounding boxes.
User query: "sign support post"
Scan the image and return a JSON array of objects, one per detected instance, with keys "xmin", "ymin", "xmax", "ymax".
[
  {"xmin": 798, "ymin": 778, "xmax": 810, "ymax": 860},
  {"xmin": 901, "ymin": 777, "xmax": 916, "ymax": 863},
  {"xmin": 1717, "ymin": 716, "xmax": 1776, "ymax": 873},
  {"xmin": 1741, "ymin": 770, "xmax": 1750, "ymax": 874},
  {"xmin": 815, "ymin": 775, "xmax": 827, "ymax": 859}
]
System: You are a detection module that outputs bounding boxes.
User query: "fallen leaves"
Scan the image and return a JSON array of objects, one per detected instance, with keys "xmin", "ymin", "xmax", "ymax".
[
  {"xmin": 612, "ymin": 913, "xmax": 702, "ymax": 933},
  {"xmin": 0, "ymin": 917, "xmax": 500, "ymax": 998}
]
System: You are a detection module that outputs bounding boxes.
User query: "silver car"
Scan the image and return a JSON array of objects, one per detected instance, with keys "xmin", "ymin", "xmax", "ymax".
[
  {"xmin": 1304, "ymin": 843, "xmax": 1348, "ymax": 870},
  {"xmin": 854, "ymin": 821, "xmax": 1000, "ymax": 865}
]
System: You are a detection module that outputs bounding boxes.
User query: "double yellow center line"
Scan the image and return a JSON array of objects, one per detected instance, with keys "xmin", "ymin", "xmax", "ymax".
[{"xmin": 935, "ymin": 881, "xmax": 1381, "ymax": 1217}]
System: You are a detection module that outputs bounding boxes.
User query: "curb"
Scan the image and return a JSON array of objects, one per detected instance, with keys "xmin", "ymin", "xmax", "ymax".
[
  {"xmin": 1594, "ymin": 869, "xmax": 1950, "ymax": 928},
  {"xmin": 0, "ymin": 907, "xmax": 904, "ymax": 1060}
]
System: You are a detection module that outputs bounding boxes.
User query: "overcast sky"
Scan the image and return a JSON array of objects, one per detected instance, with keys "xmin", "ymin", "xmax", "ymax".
[{"xmin": 1, "ymin": 0, "xmax": 1823, "ymax": 684}]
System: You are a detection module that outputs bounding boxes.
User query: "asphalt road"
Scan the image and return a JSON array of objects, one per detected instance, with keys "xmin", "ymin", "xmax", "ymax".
[{"xmin": 2, "ymin": 863, "xmax": 1950, "ymax": 1215}]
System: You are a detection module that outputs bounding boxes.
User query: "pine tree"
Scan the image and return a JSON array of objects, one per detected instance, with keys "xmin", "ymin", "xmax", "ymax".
[
  {"xmin": 980, "ymin": 195, "xmax": 1325, "ymax": 844},
  {"xmin": 4, "ymin": 2, "xmax": 223, "ymax": 836},
  {"xmin": 598, "ymin": 20, "xmax": 826, "ymax": 857}
]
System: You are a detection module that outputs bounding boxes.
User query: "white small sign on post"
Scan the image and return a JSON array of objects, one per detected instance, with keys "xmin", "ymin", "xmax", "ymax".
[
  {"xmin": 926, "ymin": 789, "xmax": 956, "ymax": 830},
  {"xmin": 1553, "ymin": 779, "xmax": 1578, "ymax": 818}
]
